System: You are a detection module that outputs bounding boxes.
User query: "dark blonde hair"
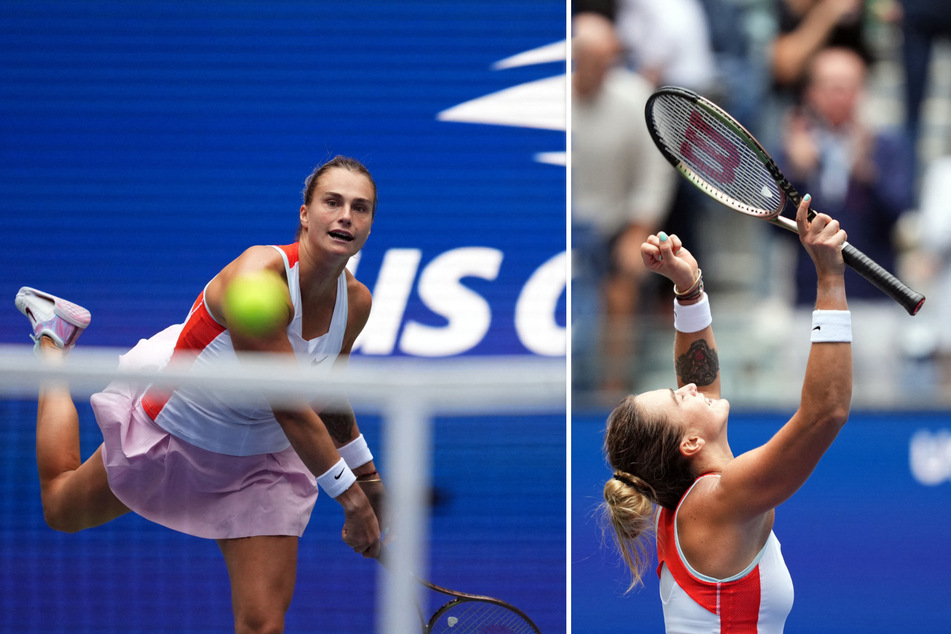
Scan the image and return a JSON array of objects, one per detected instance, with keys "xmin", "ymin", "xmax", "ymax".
[
  {"xmin": 601, "ymin": 395, "xmax": 695, "ymax": 591},
  {"xmin": 296, "ymin": 155, "xmax": 377, "ymax": 239}
]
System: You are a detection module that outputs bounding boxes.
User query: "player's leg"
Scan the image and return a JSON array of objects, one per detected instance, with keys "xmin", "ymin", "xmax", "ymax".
[
  {"xmin": 35, "ymin": 338, "xmax": 130, "ymax": 531},
  {"xmin": 17, "ymin": 287, "xmax": 129, "ymax": 531},
  {"xmin": 218, "ymin": 535, "xmax": 298, "ymax": 634}
]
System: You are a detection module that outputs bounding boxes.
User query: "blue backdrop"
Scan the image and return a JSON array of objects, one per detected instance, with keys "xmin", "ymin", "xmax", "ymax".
[
  {"xmin": 0, "ymin": 2, "xmax": 566, "ymax": 632},
  {"xmin": 573, "ymin": 409, "xmax": 951, "ymax": 633}
]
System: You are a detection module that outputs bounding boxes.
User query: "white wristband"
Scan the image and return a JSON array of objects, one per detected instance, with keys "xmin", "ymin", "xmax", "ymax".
[
  {"xmin": 316, "ymin": 457, "xmax": 356, "ymax": 498},
  {"xmin": 338, "ymin": 434, "xmax": 373, "ymax": 468},
  {"xmin": 673, "ymin": 293, "xmax": 712, "ymax": 333},
  {"xmin": 811, "ymin": 310, "xmax": 852, "ymax": 343}
]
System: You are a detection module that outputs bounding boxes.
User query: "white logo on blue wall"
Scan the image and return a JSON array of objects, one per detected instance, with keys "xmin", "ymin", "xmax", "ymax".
[
  {"xmin": 352, "ymin": 248, "xmax": 566, "ymax": 357},
  {"xmin": 351, "ymin": 43, "xmax": 567, "ymax": 358},
  {"xmin": 438, "ymin": 41, "xmax": 566, "ymax": 166}
]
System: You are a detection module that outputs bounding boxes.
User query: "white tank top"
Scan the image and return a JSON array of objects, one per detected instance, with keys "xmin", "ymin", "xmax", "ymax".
[
  {"xmin": 656, "ymin": 474, "xmax": 795, "ymax": 633},
  {"xmin": 141, "ymin": 243, "xmax": 348, "ymax": 456}
]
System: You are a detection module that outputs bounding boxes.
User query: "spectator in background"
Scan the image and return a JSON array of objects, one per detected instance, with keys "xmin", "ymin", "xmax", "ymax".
[
  {"xmin": 571, "ymin": 12, "xmax": 677, "ymax": 396},
  {"xmin": 615, "ymin": 0, "xmax": 716, "ymax": 94},
  {"xmin": 898, "ymin": 0, "xmax": 951, "ymax": 171},
  {"xmin": 772, "ymin": 0, "xmax": 871, "ymax": 89},
  {"xmin": 782, "ymin": 46, "xmax": 914, "ymax": 304},
  {"xmin": 780, "ymin": 46, "xmax": 915, "ymax": 402},
  {"xmin": 761, "ymin": 0, "xmax": 873, "ymax": 155}
]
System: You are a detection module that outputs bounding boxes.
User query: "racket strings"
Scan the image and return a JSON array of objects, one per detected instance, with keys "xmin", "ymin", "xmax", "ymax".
[
  {"xmin": 649, "ymin": 94, "xmax": 784, "ymax": 216},
  {"xmin": 428, "ymin": 599, "xmax": 539, "ymax": 633}
]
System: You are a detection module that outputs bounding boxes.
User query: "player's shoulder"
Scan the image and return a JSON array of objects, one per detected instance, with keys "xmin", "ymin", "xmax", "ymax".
[
  {"xmin": 234, "ymin": 244, "xmax": 286, "ymax": 271},
  {"xmin": 344, "ymin": 268, "xmax": 371, "ymax": 314}
]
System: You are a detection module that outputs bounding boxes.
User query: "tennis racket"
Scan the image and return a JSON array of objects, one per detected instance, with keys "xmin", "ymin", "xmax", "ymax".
[
  {"xmin": 415, "ymin": 576, "xmax": 541, "ymax": 634},
  {"xmin": 379, "ymin": 553, "xmax": 541, "ymax": 633},
  {"xmin": 644, "ymin": 85, "xmax": 925, "ymax": 316}
]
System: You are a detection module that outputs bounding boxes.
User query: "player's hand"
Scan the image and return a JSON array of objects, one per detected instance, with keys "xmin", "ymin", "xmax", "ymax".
[
  {"xmin": 338, "ymin": 483, "xmax": 382, "ymax": 559},
  {"xmin": 796, "ymin": 194, "xmax": 847, "ymax": 279},
  {"xmin": 640, "ymin": 232, "xmax": 699, "ymax": 292}
]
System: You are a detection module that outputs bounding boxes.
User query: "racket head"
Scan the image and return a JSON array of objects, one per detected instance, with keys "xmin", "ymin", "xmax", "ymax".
[
  {"xmin": 426, "ymin": 597, "xmax": 541, "ymax": 634},
  {"xmin": 645, "ymin": 86, "xmax": 791, "ymax": 219}
]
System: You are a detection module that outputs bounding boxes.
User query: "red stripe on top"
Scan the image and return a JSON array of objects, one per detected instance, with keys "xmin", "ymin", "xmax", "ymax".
[
  {"xmin": 141, "ymin": 243, "xmax": 299, "ymax": 420},
  {"xmin": 657, "ymin": 502, "xmax": 762, "ymax": 632},
  {"xmin": 141, "ymin": 293, "xmax": 226, "ymax": 420},
  {"xmin": 275, "ymin": 242, "xmax": 299, "ymax": 267}
]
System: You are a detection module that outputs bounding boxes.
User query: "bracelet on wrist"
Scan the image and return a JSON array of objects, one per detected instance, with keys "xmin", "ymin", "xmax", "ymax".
[{"xmin": 674, "ymin": 269, "xmax": 704, "ymax": 302}]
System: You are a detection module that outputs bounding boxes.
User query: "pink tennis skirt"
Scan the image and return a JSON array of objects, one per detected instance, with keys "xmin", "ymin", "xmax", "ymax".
[{"xmin": 90, "ymin": 327, "xmax": 319, "ymax": 540}]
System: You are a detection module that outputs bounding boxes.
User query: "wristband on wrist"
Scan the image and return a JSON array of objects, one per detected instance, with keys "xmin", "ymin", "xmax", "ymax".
[
  {"xmin": 337, "ymin": 434, "xmax": 373, "ymax": 469},
  {"xmin": 673, "ymin": 292, "xmax": 712, "ymax": 333},
  {"xmin": 810, "ymin": 310, "xmax": 852, "ymax": 343},
  {"xmin": 315, "ymin": 457, "xmax": 356, "ymax": 498}
]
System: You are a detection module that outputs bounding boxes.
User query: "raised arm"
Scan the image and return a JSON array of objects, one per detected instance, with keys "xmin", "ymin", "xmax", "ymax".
[
  {"xmin": 641, "ymin": 232, "xmax": 721, "ymax": 399},
  {"xmin": 717, "ymin": 196, "xmax": 852, "ymax": 519}
]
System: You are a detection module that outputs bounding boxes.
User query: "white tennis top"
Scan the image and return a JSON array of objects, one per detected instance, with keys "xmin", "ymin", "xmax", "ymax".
[
  {"xmin": 141, "ymin": 243, "xmax": 348, "ymax": 456},
  {"xmin": 656, "ymin": 474, "xmax": 795, "ymax": 633}
]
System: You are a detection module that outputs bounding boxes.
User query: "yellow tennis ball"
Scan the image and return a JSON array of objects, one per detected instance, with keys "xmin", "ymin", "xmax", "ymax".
[{"xmin": 223, "ymin": 270, "xmax": 288, "ymax": 336}]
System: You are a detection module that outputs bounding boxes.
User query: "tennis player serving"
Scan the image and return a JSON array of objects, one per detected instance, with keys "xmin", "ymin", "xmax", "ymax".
[
  {"xmin": 602, "ymin": 195, "xmax": 852, "ymax": 632},
  {"xmin": 15, "ymin": 155, "xmax": 385, "ymax": 633}
]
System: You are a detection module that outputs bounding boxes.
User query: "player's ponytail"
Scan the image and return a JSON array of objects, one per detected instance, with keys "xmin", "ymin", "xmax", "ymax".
[
  {"xmin": 602, "ymin": 471, "xmax": 658, "ymax": 591},
  {"xmin": 601, "ymin": 395, "xmax": 694, "ymax": 591}
]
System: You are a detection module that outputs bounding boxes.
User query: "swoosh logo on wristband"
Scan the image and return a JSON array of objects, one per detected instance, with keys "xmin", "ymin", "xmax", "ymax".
[
  {"xmin": 812, "ymin": 326, "xmax": 821, "ymax": 331},
  {"xmin": 334, "ymin": 467, "xmax": 345, "ymax": 480}
]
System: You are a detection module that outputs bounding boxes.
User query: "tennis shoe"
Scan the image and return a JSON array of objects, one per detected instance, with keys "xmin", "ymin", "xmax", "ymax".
[{"xmin": 14, "ymin": 287, "xmax": 91, "ymax": 353}]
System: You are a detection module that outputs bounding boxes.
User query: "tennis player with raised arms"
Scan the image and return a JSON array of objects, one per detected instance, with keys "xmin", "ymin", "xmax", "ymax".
[
  {"xmin": 602, "ymin": 195, "xmax": 852, "ymax": 632},
  {"xmin": 14, "ymin": 156, "xmax": 384, "ymax": 633}
]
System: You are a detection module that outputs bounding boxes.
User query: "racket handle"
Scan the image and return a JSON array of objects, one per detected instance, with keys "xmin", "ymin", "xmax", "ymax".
[{"xmin": 841, "ymin": 242, "xmax": 925, "ymax": 315}]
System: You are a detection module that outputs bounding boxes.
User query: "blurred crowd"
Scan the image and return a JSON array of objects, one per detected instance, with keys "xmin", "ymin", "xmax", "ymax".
[{"xmin": 571, "ymin": 0, "xmax": 951, "ymax": 408}]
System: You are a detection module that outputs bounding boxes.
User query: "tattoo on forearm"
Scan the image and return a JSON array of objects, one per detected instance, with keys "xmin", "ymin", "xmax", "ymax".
[
  {"xmin": 675, "ymin": 340, "xmax": 719, "ymax": 387},
  {"xmin": 321, "ymin": 409, "xmax": 356, "ymax": 444}
]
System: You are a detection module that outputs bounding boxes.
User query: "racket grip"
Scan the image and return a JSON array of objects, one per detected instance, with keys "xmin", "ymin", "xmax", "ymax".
[{"xmin": 841, "ymin": 243, "xmax": 925, "ymax": 315}]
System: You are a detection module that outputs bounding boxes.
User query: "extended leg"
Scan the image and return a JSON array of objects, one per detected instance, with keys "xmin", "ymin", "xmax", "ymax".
[
  {"xmin": 17, "ymin": 287, "xmax": 128, "ymax": 531},
  {"xmin": 35, "ymin": 339, "xmax": 129, "ymax": 531}
]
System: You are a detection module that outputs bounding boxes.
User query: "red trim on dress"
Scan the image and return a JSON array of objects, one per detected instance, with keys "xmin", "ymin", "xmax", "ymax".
[
  {"xmin": 656, "ymin": 481, "xmax": 762, "ymax": 632},
  {"xmin": 141, "ymin": 243, "xmax": 299, "ymax": 420},
  {"xmin": 141, "ymin": 294, "xmax": 226, "ymax": 420}
]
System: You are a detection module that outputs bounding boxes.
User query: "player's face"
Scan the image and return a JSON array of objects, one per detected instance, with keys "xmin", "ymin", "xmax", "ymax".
[
  {"xmin": 638, "ymin": 384, "xmax": 730, "ymax": 444},
  {"xmin": 300, "ymin": 168, "xmax": 375, "ymax": 257}
]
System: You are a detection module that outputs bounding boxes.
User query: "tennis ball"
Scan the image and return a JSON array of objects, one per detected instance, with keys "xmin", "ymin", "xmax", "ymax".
[{"xmin": 223, "ymin": 270, "xmax": 289, "ymax": 337}]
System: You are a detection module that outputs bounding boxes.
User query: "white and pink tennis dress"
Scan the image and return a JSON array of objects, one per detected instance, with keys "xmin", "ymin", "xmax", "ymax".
[
  {"xmin": 656, "ymin": 474, "xmax": 795, "ymax": 633},
  {"xmin": 90, "ymin": 243, "xmax": 348, "ymax": 539}
]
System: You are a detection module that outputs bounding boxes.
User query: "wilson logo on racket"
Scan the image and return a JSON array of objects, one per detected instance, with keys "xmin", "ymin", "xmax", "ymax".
[{"xmin": 680, "ymin": 110, "xmax": 741, "ymax": 185}]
